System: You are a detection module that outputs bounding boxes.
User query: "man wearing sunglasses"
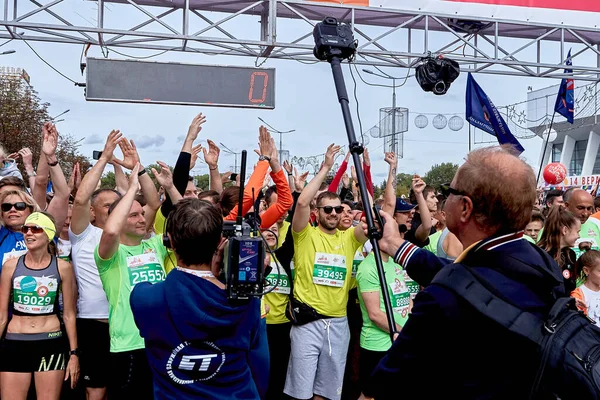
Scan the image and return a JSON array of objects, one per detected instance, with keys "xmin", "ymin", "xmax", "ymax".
[
  {"xmin": 285, "ymin": 144, "xmax": 368, "ymax": 400},
  {"xmin": 359, "ymin": 146, "xmax": 566, "ymax": 399}
]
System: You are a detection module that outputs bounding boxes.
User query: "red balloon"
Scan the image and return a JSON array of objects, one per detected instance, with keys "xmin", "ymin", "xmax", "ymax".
[{"xmin": 543, "ymin": 162, "xmax": 567, "ymax": 185}]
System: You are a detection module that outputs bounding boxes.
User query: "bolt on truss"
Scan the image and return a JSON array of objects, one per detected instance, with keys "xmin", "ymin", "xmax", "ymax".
[{"xmin": 3, "ymin": 0, "xmax": 600, "ymax": 81}]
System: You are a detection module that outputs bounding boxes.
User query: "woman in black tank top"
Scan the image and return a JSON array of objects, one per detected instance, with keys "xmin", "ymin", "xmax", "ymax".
[{"xmin": 0, "ymin": 211, "xmax": 79, "ymax": 399}]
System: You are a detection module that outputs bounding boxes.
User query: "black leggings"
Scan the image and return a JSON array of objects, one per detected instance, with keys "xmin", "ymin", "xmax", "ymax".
[
  {"xmin": 266, "ymin": 322, "xmax": 292, "ymax": 400},
  {"xmin": 108, "ymin": 349, "xmax": 153, "ymax": 400},
  {"xmin": 359, "ymin": 347, "xmax": 387, "ymax": 394}
]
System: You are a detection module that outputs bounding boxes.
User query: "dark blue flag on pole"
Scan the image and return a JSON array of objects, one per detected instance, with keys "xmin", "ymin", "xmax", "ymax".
[
  {"xmin": 554, "ymin": 49, "xmax": 574, "ymax": 124},
  {"xmin": 465, "ymin": 73, "xmax": 524, "ymax": 154}
]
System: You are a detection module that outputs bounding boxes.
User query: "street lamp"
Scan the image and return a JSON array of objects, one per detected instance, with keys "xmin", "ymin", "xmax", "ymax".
[
  {"xmin": 0, "ymin": 50, "xmax": 15, "ymax": 55},
  {"xmin": 363, "ymin": 68, "xmax": 406, "ymax": 154},
  {"xmin": 219, "ymin": 142, "xmax": 241, "ymax": 173},
  {"xmin": 51, "ymin": 109, "xmax": 70, "ymax": 120},
  {"xmin": 257, "ymin": 117, "xmax": 295, "ymax": 162}
]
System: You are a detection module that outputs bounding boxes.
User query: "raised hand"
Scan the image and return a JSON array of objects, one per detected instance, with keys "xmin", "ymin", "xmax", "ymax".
[
  {"xmin": 344, "ymin": 151, "xmax": 351, "ymax": 163},
  {"xmin": 101, "ymin": 130, "xmax": 123, "ymax": 163},
  {"xmin": 190, "ymin": 144, "xmax": 203, "ymax": 170},
  {"xmin": 42, "ymin": 123, "xmax": 59, "ymax": 156},
  {"xmin": 203, "ymin": 139, "xmax": 220, "ymax": 169},
  {"xmin": 384, "ymin": 152, "xmax": 397, "ymax": 167},
  {"xmin": 342, "ymin": 173, "xmax": 350, "ymax": 188},
  {"xmin": 283, "ymin": 160, "xmax": 293, "ymax": 175},
  {"xmin": 269, "ymin": 137, "xmax": 279, "ymax": 162},
  {"xmin": 114, "ymin": 139, "xmax": 141, "ymax": 170},
  {"xmin": 18, "ymin": 148, "xmax": 33, "ymax": 170},
  {"xmin": 128, "ymin": 163, "xmax": 141, "ymax": 189},
  {"xmin": 187, "ymin": 113, "xmax": 207, "ymax": 142},
  {"xmin": 351, "ymin": 165, "xmax": 358, "ymax": 183},
  {"xmin": 324, "ymin": 143, "xmax": 341, "ymax": 169},
  {"xmin": 363, "ymin": 147, "xmax": 371, "ymax": 166},
  {"xmin": 412, "ymin": 174, "xmax": 426, "ymax": 195},
  {"xmin": 221, "ymin": 171, "xmax": 233, "ymax": 185},
  {"xmin": 255, "ymin": 126, "xmax": 273, "ymax": 157},
  {"xmin": 67, "ymin": 162, "xmax": 81, "ymax": 191},
  {"xmin": 151, "ymin": 161, "xmax": 174, "ymax": 189},
  {"xmin": 293, "ymin": 167, "xmax": 309, "ymax": 192}
]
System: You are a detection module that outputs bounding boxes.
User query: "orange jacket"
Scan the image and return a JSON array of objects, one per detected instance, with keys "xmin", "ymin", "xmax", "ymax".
[
  {"xmin": 225, "ymin": 160, "xmax": 269, "ymax": 222},
  {"xmin": 259, "ymin": 168, "xmax": 293, "ymax": 229}
]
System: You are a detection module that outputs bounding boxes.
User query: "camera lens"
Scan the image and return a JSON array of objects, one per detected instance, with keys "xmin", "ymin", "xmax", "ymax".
[{"xmin": 433, "ymin": 81, "xmax": 447, "ymax": 95}]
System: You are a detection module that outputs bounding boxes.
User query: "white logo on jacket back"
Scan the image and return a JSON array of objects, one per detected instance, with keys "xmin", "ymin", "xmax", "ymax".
[{"xmin": 166, "ymin": 341, "xmax": 225, "ymax": 385}]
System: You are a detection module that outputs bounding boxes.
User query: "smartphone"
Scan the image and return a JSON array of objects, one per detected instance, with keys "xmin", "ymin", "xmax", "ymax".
[
  {"xmin": 230, "ymin": 173, "xmax": 238, "ymax": 182},
  {"xmin": 93, "ymin": 150, "xmax": 103, "ymax": 160}
]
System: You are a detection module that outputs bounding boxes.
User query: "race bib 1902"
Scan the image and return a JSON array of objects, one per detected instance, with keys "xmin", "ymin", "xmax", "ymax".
[{"xmin": 13, "ymin": 275, "xmax": 58, "ymax": 314}]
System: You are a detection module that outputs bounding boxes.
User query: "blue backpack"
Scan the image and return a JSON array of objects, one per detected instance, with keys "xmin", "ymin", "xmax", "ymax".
[{"xmin": 432, "ymin": 260, "xmax": 600, "ymax": 399}]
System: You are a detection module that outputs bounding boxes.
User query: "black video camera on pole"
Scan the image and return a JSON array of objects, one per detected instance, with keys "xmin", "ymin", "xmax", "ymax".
[
  {"xmin": 222, "ymin": 150, "xmax": 266, "ymax": 300},
  {"xmin": 313, "ymin": 17, "xmax": 398, "ymax": 341}
]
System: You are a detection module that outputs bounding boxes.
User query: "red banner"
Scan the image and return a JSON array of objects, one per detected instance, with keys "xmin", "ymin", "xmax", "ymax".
[{"xmin": 446, "ymin": 0, "xmax": 600, "ymax": 13}]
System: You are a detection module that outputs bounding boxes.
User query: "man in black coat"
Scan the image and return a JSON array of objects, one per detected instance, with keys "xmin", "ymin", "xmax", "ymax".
[{"xmin": 360, "ymin": 146, "xmax": 565, "ymax": 400}]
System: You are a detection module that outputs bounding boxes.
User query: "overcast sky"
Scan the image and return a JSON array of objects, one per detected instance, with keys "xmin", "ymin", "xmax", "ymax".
[{"xmin": 3, "ymin": 0, "xmax": 586, "ymax": 185}]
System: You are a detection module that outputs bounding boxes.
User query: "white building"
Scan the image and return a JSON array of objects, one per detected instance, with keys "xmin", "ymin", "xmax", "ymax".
[{"xmin": 530, "ymin": 83, "xmax": 600, "ymax": 184}]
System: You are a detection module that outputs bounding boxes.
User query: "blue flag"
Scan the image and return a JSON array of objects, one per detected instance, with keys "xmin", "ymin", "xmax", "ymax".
[
  {"xmin": 554, "ymin": 49, "xmax": 574, "ymax": 124},
  {"xmin": 465, "ymin": 73, "xmax": 524, "ymax": 154}
]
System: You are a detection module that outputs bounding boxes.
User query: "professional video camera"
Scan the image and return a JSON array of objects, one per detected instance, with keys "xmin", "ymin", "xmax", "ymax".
[
  {"xmin": 222, "ymin": 150, "xmax": 266, "ymax": 301},
  {"xmin": 415, "ymin": 55, "xmax": 460, "ymax": 95},
  {"xmin": 313, "ymin": 17, "xmax": 357, "ymax": 61}
]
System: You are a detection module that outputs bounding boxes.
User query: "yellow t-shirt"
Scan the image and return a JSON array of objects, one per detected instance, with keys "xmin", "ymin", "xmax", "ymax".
[
  {"xmin": 278, "ymin": 220, "xmax": 290, "ymax": 248},
  {"xmin": 153, "ymin": 208, "xmax": 177, "ymax": 274},
  {"xmin": 292, "ymin": 224, "xmax": 363, "ymax": 317},
  {"xmin": 264, "ymin": 256, "xmax": 294, "ymax": 324}
]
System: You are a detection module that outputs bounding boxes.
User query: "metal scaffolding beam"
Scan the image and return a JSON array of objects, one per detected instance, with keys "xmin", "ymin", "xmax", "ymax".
[{"xmin": 2, "ymin": 0, "xmax": 600, "ymax": 80}]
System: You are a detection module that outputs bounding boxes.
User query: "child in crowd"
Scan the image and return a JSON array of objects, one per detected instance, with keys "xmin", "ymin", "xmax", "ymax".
[{"xmin": 572, "ymin": 249, "xmax": 600, "ymax": 325}]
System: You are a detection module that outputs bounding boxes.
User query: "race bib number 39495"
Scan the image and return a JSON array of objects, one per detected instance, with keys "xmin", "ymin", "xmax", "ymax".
[
  {"xmin": 313, "ymin": 252, "xmax": 347, "ymax": 288},
  {"xmin": 127, "ymin": 252, "xmax": 166, "ymax": 286}
]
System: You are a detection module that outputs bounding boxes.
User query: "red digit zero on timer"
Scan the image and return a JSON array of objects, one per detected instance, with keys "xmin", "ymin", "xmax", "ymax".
[{"xmin": 543, "ymin": 162, "xmax": 567, "ymax": 185}]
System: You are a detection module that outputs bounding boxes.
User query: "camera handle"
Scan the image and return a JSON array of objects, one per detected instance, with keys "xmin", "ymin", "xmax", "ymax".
[{"xmin": 327, "ymin": 52, "xmax": 398, "ymax": 341}]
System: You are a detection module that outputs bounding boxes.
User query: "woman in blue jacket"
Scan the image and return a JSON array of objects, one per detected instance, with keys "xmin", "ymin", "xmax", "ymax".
[{"xmin": 130, "ymin": 198, "xmax": 268, "ymax": 399}]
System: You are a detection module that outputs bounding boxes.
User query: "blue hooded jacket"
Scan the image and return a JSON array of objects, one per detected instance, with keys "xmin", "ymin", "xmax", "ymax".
[{"xmin": 130, "ymin": 269, "xmax": 269, "ymax": 400}]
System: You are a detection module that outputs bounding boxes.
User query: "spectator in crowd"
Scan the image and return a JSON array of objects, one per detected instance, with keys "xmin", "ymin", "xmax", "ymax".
[
  {"xmin": 572, "ymin": 249, "xmax": 600, "ymax": 323},
  {"xmin": 524, "ymin": 210, "xmax": 545, "ymax": 243},
  {"xmin": 538, "ymin": 207, "xmax": 581, "ymax": 292},
  {"xmin": 564, "ymin": 188, "xmax": 599, "ymax": 253},
  {"xmin": 361, "ymin": 146, "xmax": 565, "ymax": 399}
]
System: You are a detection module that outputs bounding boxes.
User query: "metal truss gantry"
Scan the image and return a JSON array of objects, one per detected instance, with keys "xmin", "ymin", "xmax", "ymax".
[{"xmin": 3, "ymin": 0, "xmax": 600, "ymax": 81}]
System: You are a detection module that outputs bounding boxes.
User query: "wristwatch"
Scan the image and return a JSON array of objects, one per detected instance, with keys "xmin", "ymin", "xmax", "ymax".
[
  {"xmin": 69, "ymin": 348, "xmax": 80, "ymax": 357},
  {"xmin": 259, "ymin": 155, "xmax": 271, "ymax": 162}
]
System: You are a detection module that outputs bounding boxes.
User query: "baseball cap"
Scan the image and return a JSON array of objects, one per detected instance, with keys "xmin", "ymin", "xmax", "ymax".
[{"xmin": 395, "ymin": 198, "xmax": 416, "ymax": 213}]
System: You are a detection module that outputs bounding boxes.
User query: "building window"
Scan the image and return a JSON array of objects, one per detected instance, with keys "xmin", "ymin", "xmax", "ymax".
[
  {"xmin": 552, "ymin": 143, "xmax": 563, "ymax": 163},
  {"xmin": 570, "ymin": 140, "xmax": 588, "ymax": 176}
]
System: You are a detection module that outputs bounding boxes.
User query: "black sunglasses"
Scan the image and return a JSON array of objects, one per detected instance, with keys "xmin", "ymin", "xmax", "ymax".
[
  {"xmin": 1, "ymin": 202, "xmax": 29, "ymax": 212},
  {"xmin": 21, "ymin": 225, "xmax": 45, "ymax": 234},
  {"xmin": 318, "ymin": 206, "xmax": 344, "ymax": 214},
  {"xmin": 440, "ymin": 183, "xmax": 469, "ymax": 198}
]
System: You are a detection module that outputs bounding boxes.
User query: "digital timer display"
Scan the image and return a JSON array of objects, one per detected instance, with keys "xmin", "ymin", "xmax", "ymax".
[{"xmin": 85, "ymin": 58, "xmax": 275, "ymax": 109}]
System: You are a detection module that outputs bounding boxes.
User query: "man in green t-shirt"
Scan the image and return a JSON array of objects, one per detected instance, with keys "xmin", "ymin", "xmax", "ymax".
[
  {"xmin": 95, "ymin": 162, "xmax": 165, "ymax": 399},
  {"xmin": 565, "ymin": 189, "xmax": 600, "ymax": 258},
  {"xmin": 356, "ymin": 251, "xmax": 409, "ymax": 392}
]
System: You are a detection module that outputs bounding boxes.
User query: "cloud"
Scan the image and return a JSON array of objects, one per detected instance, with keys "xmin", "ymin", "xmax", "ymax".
[
  {"xmin": 84, "ymin": 134, "xmax": 104, "ymax": 145},
  {"xmin": 176, "ymin": 135, "xmax": 185, "ymax": 142},
  {"xmin": 131, "ymin": 135, "xmax": 165, "ymax": 149}
]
